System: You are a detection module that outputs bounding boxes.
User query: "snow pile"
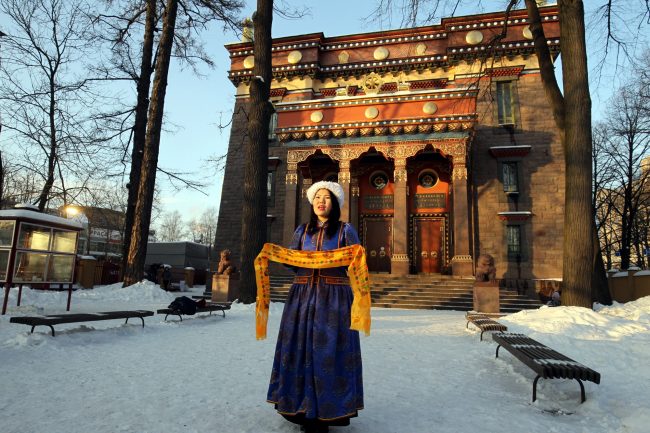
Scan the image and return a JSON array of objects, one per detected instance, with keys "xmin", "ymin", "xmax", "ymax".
[{"xmin": 1, "ymin": 287, "xmax": 649, "ymax": 433}]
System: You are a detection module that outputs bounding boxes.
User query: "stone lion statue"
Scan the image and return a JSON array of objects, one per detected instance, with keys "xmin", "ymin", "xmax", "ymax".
[
  {"xmin": 475, "ymin": 254, "xmax": 496, "ymax": 282},
  {"xmin": 217, "ymin": 249, "xmax": 237, "ymax": 275}
]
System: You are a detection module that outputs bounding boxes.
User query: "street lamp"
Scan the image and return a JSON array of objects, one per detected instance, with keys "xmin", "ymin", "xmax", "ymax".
[{"xmin": 64, "ymin": 206, "xmax": 90, "ymax": 255}]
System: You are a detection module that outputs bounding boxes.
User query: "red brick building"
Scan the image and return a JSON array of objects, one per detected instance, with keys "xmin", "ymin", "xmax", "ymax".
[{"xmin": 216, "ymin": 5, "xmax": 564, "ymax": 281}]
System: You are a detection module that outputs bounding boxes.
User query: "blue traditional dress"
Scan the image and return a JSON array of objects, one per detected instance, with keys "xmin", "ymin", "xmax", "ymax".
[{"xmin": 267, "ymin": 221, "xmax": 364, "ymax": 425}]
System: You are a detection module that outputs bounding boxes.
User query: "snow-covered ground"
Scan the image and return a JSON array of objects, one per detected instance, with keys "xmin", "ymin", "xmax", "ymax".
[{"xmin": 1, "ymin": 281, "xmax": 649, "ymax": 433}]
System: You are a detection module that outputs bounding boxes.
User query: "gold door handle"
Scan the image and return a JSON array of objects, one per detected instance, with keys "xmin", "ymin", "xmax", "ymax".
[
  {"xmin": 370, "ymin": 250, "xmax": 377, "ymax": 257},
  {"xmin": 431, "ymin": 251, "xmax": 438, "ymax": 258},
  {"xmin": 379, "ymin": 250, "xmax": 386, "ymax": 257},
  {"xmin": 421, "ymin": 251, "xmax": 428, "ymax": 258}
]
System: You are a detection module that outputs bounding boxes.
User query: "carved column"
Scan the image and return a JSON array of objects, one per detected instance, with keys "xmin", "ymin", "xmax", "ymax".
[
  {"xmin": 300, "ymin": 177, "xmax": 312, "ymax": 224},
  {"xmin": 338, "ymin": 159, "xmax": 352, "ymax": 223},
  {"xmin": 451, "ymin": 162, "xmax": 473, "ymax": 276},
  {"xmin": 391, "ymin": 158, "xmax": 410, "ymax": 275},
  {"xmin": 283, "ymin": 168, "xmax": 299, "ymax": 246},
  {"xmin": 350, "ymin": 178, "xmax": 359, "ymax": 229}
]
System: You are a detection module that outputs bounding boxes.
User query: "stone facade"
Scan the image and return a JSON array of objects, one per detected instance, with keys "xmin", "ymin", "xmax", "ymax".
[{"xmin": 216, "ymin": 5, "xmax": 564, "ymax": 280}]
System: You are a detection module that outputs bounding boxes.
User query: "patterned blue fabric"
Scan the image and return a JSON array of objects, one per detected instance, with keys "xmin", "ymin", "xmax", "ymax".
[{"xmin": 267, "ymin": 222, "xmax": 364, "ymax": 421}]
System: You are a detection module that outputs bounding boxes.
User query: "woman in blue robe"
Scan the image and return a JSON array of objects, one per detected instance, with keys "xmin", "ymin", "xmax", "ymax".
[{"xmin": 267, "ymin": 181, "xmax": 364, "ymax": 433}]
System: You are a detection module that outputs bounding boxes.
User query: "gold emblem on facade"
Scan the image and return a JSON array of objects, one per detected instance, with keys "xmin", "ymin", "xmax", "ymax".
[
  {"xmin": 338, "ymin": 51, "xmax": 350, "ymax": 64},
  {"xmin": 243, "ymin": 55, "xmax": 255, "ymax": 69},
  {"xmin": 362, "ymin": 72, "xmax": 383, "ymax": 95},
  {"xmin": 416, "ymin": 43, "xmax": 427, "ymax": 55}
]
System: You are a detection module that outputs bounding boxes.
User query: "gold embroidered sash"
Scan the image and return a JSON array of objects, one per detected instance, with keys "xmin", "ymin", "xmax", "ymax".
[{"xmin": 254, "ymin": 243, "xmax": 372, "ymax": 340}]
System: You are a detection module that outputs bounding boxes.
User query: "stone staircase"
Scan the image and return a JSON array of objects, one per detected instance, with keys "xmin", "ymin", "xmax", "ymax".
[{"xmin": 269, "ymin": 274, "xmax": 542, "ymax": 314}]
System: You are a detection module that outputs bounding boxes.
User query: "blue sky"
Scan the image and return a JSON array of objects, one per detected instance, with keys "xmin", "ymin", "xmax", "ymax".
[{"xmin": 1, "ymin": 1, "xmax": 644, "ymax": 225}]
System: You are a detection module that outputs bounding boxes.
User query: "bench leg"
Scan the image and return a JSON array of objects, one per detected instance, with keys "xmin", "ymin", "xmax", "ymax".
[
  {"xmin": 532, "ymin": 375, "xmax": 541, "ymax": 402},
  {"xmin": 221, "ymin": 310, "xmax": 226, "ymax": 318},
  {"xmin": 17, "ymin": 285, "xmax": 23, "ymax": 306},
  {"xmin": 31, "ymin": 325, "xmax": 55, "ymax": 337},
  {"xmin": 480, "ymin": 330, "xmax": 485, "ymax": 341},
  {"xmin": 495, "ymin": 344, "xmax": 502, "ymax": 358},
  {"xmin": 164, "ymin": 313, "xmax": 182, "ymax": 322},
  {"xmin": 576, "ymin": 378, "xmax": 586, "ymax": 403}
]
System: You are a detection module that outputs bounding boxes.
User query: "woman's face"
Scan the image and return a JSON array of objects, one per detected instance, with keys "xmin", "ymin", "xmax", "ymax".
[{"xmin": 313, "ymin": 188, "xmax": 333, "ymax": 221}]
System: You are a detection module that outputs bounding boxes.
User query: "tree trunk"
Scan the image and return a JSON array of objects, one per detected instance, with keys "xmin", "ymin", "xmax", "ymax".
[
  {"xmin": 558, "ymin": 0, "xmax": 593, "ymax": 307},
  {"xmin": 38, "ymin": 79, "xmax": 58, "ymax": 211},
  {"xmin": 121, "ymin": 0, "xmax": 156, "ymax": 282},
  {"xmin": 592, "ymin": 221, "xmax": 611, "ymax": 304},
  {"xmin": 525, "ymin": 0, "xmax": 596, "ymax": 307},
  {"xmin": 123, "ymin": 0, "xmax": 179, "ymax": 286},
  {"xmin": 238, "ymin": 0, "xmax": 273, "ymax": 303}
]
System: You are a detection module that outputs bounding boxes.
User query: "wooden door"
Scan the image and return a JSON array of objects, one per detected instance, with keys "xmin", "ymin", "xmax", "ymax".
[
  {"xmin": 363, "ymin": 218, "xmax": 392, "ymax": 273},
  {"xmin": 415, "ymin": 219, "xmax": 443, "ymax": 273}
]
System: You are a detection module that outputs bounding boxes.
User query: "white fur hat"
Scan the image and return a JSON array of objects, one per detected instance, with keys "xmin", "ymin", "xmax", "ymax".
[{"xmin": 306, "ymin": 181, "xmax": 345, "ymax": 207}]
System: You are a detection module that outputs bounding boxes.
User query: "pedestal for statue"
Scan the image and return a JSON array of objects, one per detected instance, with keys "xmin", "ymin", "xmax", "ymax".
[
  {"xmin": 473, "ymin": 281, "xmax": 500, "ymax": 314},
  {"xmin": 211, "ymin": 274, "xmax": 239, "ymax": 302}
]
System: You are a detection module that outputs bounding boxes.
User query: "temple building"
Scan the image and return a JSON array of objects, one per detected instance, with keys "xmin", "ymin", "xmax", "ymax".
[{"xmin": 216, "ymin": 5, "xmax": 564, "ymax": 281}]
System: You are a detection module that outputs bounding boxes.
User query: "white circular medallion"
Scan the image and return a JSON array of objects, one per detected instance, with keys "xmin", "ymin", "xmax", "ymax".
[
  {"xmin": 365, "ymin": 107, "xmax": 379, "ymax": 119},
  {"xmin": 523, "ymin": 26, "xmax": 533, "ymax": 40},
  {"xmin": 243, "ymin": 55, "xmax": 254, "ymax": 69},
  {"xmin": 423, "ymin": 102, "xmax": 438, "ymax": 115},
  {"xmin": 287, "ymin": 50, "xmax": 302, "ymax": 64},
  {"xmin": 374, "ymin": 47, "xmax": 389, "ymax": 60},
  {"xmin": 310, "ymin": 111, "xmax": 324, "ymax": 123},
  {"xmin": 465, "ymin": 30, "xmax": 484, "ymax": 45}
]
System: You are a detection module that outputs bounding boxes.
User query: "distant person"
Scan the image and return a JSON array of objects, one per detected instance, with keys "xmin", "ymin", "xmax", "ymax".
[
  {"xmin": 547, "ymin": 291, "xmax": 561, "ymax": 307},
  {"xmin": 161, "ymin": 265, "xmax": 172, "ymax": 291}
]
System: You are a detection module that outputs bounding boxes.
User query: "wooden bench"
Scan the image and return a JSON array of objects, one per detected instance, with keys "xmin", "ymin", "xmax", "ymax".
[
  {"xmin": 157, "ymin": 303, "xmax": 231, "ymax": 322},
  {"xmin": 465, "ymin": 312, "xmax": 507, "ymax": 341},
  {"xmin": 9, "ymin": 310, "xmax": 155, "ymax": 337},
  {"xmin": 492, "ymin": 332, "xmax": 601, "ymax": 403}
]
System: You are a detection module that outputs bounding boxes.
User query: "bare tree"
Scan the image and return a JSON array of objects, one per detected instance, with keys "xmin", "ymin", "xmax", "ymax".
[
  {"xmin": 88, "ymin": 0, "xmax": 242, "ymax": 286},
  {"xmin": 188, "ymin": 206, "xmax": 218, "ymax": 256},
  {"xmin": 0, "ymin": 0, "xmax": 110, "ymax": 211},
  {"xmin": 237, "ymin": 0, "xmax": 273, "ymax": 304},
  {"xmin": 157, "ymin": 209, "xmax": 188, "ymax": 241},
  {"xmin": 598, "ymin": 85, "xmax": 650, "ymax": 269}
]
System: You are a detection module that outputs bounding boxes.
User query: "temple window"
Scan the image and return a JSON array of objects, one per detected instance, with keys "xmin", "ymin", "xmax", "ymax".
[
  {"xmin": 496, "ymin": 80, "xmax": 516, "ymax": 125},
  {"xmin": 267, "ymin": 171, "xmax": 276, "ymax": 206},
  {"xmin": 502, "ymin": 162, "xmax": 519, "ymax": 193},
  {"xmin": 268, "ymin": 112, "xmax": 278, "ymax": 140},
  {"xmin": 506, "ymin": 225, "xmax": 521, "ymax": 259}
]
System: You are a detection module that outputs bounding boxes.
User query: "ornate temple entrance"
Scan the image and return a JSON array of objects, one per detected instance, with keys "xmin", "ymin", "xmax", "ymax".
[
  {"xmin": 413, "ymin": 217, "xmax": 445, "ymax": 273},
  {"xmin": 362, "ymin": 217, "xmax": 392, "ymax": 273}
]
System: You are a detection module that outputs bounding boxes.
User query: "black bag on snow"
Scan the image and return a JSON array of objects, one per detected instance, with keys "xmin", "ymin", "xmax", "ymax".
[{"xmin": 168, "ymin": 296, "xmax": 197, "ymax": 315}]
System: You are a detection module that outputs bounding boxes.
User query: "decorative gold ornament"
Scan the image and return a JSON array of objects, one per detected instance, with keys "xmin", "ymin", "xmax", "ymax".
[
  {"xmin": 423, "ymin": 102, "xmax": 438, "ymax": 115},
  {"xmin": 362, "ymin": 72, "xmax": 383, "ymax": 95},
  {"xmin": 374, "ymin": 46, "xmax": 389, "ymax": 60},
  {"xmin": 416, "ymin": 43, "xmax": 427, "ymax": 55},
  {"xmin": 310, "ymin": 111, "xmax": 324, "ymax": 123},
  {"xmin": 243, "ymin": 55, "xmax": 255, "ymax": 69},
  {"xmin": 338, "ymin": 51, "xmax": 350, "ymax": 64},
  {"xmin": 465, "ymin": 30, "xmax": 484, "ymax": 45},
  {"xmin": 365, "ymin": 107, "xmax": 379, "ymax": 119},
  {"xmin": 287, "ymin": 50, "xmax": 302, "ymax": 64}
]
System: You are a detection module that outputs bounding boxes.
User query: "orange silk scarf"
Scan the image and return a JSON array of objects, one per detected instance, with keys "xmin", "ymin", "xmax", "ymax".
[{"xmin": 254, "ymin": 243, "xmax": 371, "ymax": 340}]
